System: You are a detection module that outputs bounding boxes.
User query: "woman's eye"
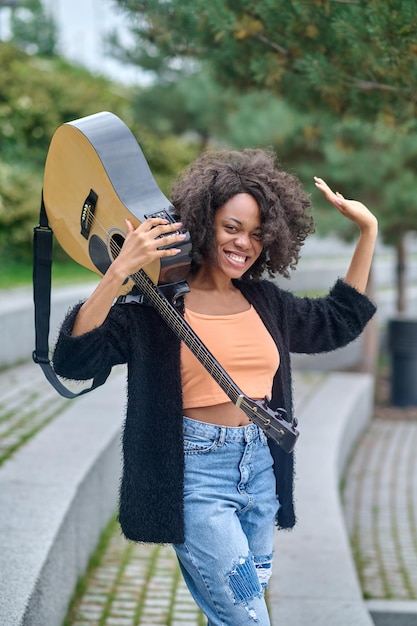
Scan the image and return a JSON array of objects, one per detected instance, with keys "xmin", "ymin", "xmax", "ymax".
[{"xmin": 252, "ymin": 233, "xmax": 263, "ymax": 241}]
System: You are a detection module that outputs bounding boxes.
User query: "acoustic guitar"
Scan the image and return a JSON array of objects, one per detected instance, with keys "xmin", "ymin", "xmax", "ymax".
[
  {"xmin": 43, "ymin": 110, "xmax": 192, "ymax": 295},
  {"xmin": 42, "ymin": 111, "xmax": 299, "ymax": 453}
]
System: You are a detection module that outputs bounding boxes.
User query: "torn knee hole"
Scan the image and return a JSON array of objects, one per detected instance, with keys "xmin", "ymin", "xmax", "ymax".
[
  {"xmin": 226, "ymin": 555, "xmax": 262, "ymax": 605},
  {"xmin": 254, "ymin": 553, "xmax": 273, "ymax": 588}
]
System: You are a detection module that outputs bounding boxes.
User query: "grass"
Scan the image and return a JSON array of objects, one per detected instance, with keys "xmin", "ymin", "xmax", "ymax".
[
  {"xmin": 62, "ymin": 520, "xmax": 206, "ymax": 626},
  {"xmin": 0, "ymin": 259, "xmax": 98, "ymax": 289},
  {"xmin": 62, "ymin": 515, "xmax": 119, "ymax": 626}
]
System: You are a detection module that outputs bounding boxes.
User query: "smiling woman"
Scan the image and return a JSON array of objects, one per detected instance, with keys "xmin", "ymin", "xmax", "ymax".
[
  {"xmin": 52, "ymin": 147, "xmax": 378, "ymax": 625},
  {"xmin": 210, "ymin": 193, "xmax": 263, "ymax": 282},
  {"xmin": 171, "ymin": 149, "xmax": 315, "ymax": 281}
]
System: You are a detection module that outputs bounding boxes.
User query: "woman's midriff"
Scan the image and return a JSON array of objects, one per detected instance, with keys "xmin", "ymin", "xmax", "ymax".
[{"xmin": 183, "ymin": 400, "xmax": 263, "ymax": 426}]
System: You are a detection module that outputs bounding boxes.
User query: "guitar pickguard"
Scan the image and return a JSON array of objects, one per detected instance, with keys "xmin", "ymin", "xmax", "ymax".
[{"xmin": 88, "ymin": 234, "xmax": 112, "ymax": 275}]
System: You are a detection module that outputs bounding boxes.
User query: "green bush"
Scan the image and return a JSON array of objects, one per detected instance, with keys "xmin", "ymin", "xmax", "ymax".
[{"xmin": 0, "ymin": 42, "xmax": 199, "ymax": 267}]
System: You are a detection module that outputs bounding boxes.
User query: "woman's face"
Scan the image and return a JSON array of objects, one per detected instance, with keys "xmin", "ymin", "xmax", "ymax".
[{"xmin": 211, "ymin": 193, "xmax": 263, "ymax": 279}]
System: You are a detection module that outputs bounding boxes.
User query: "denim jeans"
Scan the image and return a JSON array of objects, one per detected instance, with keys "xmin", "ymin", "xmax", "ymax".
[{"xmin": 173, "ymin": 416, "xmax": 279, "ymax": 626}]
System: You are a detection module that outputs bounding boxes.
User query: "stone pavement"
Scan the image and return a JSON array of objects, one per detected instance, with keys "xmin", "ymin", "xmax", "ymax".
[
  {"xmin": 65, "ymin": 520, "xmax": 205, "ymax": 626},
  {"xmin": 1, "ymin": 359, "xmax": 417, "ymax": 625},
  {"xmin": 0, "ymin": 361, "xmax": 69, "ymax": 467},
  {"xmin": 343, "ymin": 418, "xmax": 417, "ymax": 601}
]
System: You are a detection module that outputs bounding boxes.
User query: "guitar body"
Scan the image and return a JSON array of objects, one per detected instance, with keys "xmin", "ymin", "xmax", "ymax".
[{"xmin": 43, "ymin": 111, "xmax": 191, "ymax": 294}]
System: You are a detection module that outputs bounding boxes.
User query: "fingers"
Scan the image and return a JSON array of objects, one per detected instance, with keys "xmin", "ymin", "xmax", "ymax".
[
  {"xmin": 146, "ymin": 218, "xmax": 187, "ymax": 254},
  {"xmin": 125, "ymin": 218, "xmax": 135, "ymax": 234},
  {"xmin": 313, "ymin": 178, "xmax": 377, "ymax": 232},
  {"xmin": 314, "ymin": 176, "xmax": 343, "ymax": 207},
  {"xmin": 124, "ymin": 217, "xmax": 186, "ymax": 257},
  {"xmin": 126, "ymin": 217, "xmax": 183, "ymax": 238}
]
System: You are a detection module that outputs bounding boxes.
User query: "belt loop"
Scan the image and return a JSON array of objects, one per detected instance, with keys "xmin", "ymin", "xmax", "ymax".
[
  {"xmin": 259, "ymin": 428, "xmax": 268, "ymax": 445},
  {"xmin": 244, "ymin": 424, "xmax": 254, "ymax": 443},
  {"xmin": 217, "ymin": 427, "xmax": 226, "ymax": 446}
]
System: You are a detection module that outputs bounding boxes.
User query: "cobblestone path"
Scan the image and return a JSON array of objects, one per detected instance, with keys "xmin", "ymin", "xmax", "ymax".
[
  {"xmin": 343, "ymin": 418, "xmax": 417, "ymax": 600},
  {"xmin": 65, "ymin": 518, "xmax": 205, "ymax": 626},
  {"xmin": 4, "ymin": 358, "xmax": 417, "ymax": 623}
]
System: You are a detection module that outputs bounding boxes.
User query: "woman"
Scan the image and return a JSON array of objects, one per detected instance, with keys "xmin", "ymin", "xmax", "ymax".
[{"xmin": 53, "ymin": 149, "xmax": 378, "ymax": 625}]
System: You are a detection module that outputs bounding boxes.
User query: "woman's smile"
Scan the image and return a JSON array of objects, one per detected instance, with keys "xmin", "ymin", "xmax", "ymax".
[
  {"xmin": 213, "ymin": 193, "xmax": 263, "ymax": 278},
  {"xmin": 224, "ymin": 251, "xmax": 248, "ymax": 265}
]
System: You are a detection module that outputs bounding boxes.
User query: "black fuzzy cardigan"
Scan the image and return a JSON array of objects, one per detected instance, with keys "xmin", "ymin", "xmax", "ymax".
[{"xmin": 53, "ymin": 278, "xmax": 376, "ymax": 544}]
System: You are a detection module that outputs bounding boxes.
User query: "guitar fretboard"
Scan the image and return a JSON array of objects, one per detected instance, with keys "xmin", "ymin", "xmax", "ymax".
[{"xmin": 132, "ymin": 269, "xmax": 244, "ymax": 406}]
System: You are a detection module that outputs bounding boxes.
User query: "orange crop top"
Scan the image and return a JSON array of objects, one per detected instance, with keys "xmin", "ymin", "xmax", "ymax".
[{"xmin": 181, "ymin": 305, "xmax": 280, "ymax": 409}]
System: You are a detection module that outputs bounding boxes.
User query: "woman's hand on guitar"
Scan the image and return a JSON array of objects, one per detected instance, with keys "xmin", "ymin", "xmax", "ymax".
[
  {"xmin": 112, "ymin": 217, "xmax": 187, "ymax": 279},
  {"xmin": 72, "ymin": 216, "xmax": 186, "ymax": 336}
]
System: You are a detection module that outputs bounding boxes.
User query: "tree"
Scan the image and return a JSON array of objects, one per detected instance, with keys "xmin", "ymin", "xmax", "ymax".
[
  {"xmin": 313, "ymin": 116, "xmax": 417, "ymax": 314},
  {"xmin": 0, "ymin": 42, "xmax": 198, "ymax": 261},
  {"xmin": 112, "ymin": 0, "xmax": 417, "ymax": 122},
  {"xmin": 131, "ymin": 64, "xmax": 233, "ymax": 149},
  {"xmin": 111, "ymin": 0, "xmax": 417, "ymax": 319},
  {"xmin": 9, "ymin": 0, "xmax": 58, "ymax": 56}
]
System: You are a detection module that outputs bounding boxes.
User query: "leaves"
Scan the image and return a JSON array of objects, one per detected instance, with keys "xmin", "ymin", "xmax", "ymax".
[
  {"xmin": 0, "ymin": 42, "xmax": 197, "ymax": 262},
  {"xmin": 113, "ymin": 0, "xmax": 417, "ymax": 120}
]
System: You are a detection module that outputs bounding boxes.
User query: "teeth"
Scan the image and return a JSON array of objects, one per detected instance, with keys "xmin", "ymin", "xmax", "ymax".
[{"xmin": 227, "ymin": 252, "xmax": 246, "ymax": 264}]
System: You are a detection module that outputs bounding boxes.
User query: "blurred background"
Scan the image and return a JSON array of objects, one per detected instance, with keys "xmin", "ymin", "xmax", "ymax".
[
  {"xmin": 2, "ymin": 0, "xmax": 417, "ymax": 395},
  {"xmin": 2, "ymin": 0, "xmax": 417, "ymax": 396},
  {"xmin": 1, "ymin": 3, "xmax": 417, "ymax": 623}
]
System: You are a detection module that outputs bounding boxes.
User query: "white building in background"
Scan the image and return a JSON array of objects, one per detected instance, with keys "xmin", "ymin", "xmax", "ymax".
[
  {"xmin": 1, "ymin": 0, "xmax": 147, "ymax": 85},
  {"xmin": 43, "ymin": 0, "xmax": 146, "ymax": 84}
]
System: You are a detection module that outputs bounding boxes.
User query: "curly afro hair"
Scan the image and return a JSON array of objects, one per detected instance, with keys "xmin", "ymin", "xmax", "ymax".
[{"xmin": 170, "ymin": 148, "xmax": 315, "ymax": 280}]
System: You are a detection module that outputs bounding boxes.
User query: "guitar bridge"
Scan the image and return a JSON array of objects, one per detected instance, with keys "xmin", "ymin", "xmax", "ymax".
[{"xmin": 80, "ymin": 189, "xmax": 98, "ymax": 239}]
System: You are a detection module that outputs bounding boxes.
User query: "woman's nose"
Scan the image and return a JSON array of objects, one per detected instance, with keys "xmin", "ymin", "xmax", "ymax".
[{"xmin": 235, "ymin": 232, "xmax": 251, "ymax": 248}]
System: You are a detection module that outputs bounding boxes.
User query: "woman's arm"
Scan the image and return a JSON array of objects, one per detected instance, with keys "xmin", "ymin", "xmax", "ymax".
[
  {"xmin": 314, "ymin": 177, "xmax": 378, "ymax": 294},
  {"xmin": 72, "ymin": 217, "xmax": 186, "ymax": 336}
]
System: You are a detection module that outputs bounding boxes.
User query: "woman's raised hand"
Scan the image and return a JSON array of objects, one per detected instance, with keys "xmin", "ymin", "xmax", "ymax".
[
  {"xmin": 314, "ymin": 177, "xmax": 378, "ymax": 234},
  {"xmin": 314, "ymin": 177, "xmax": 378, "ymax": 292}
]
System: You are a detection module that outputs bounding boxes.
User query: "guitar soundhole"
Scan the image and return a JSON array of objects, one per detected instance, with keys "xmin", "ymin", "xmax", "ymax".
[{"xmin": 109, "ymin": 232, "xmax": 125, "ymax": 261}]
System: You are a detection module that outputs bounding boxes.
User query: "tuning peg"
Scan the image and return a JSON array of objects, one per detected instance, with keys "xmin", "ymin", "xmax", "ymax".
[{"xmin": 263, "ymin": 395, "xmax": 271, "ymax": 409}]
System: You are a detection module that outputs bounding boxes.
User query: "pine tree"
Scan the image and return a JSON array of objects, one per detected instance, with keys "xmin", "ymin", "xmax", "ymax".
[{"xmin": 112, "ymin": 0, "xmax": 417, "ymax": 121}]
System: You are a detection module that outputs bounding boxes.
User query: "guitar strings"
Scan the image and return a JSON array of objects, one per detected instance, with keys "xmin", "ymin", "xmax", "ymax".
[
  {"xmin": 131, "ymin": 268, "xmax": 242, "ymax": 404},
  {"xmin": 82, "ymin": 212, "xmax": 286, "ymax": 436},
  {"xmin": 130, "ymin": 271, "xmax": 288, "ymax": 435},
  {"xmin": 92, "ymin": 222, "xmax": 231, "ymax": 389},
  {"xmin": 84, "ymin": 210, "xmax": 241, "ymax": 401},
  {"xmin": 129, "ymin": 270, "xmax": 285, "ymax": 433}
]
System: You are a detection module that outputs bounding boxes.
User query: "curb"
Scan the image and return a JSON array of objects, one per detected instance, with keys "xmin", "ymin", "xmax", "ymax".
[
  {"xmin": 268, "ymin": 372, "xmax": 375, "ymax": 625},
  {"xmin": 0, "ymin": 369, "xmax": 125, "ymax": 626}
]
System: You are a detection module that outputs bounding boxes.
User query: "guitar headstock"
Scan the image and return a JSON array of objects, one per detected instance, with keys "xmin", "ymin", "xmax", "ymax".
[{"xmin": 238, "ymin": 395, "xmax": 299, "ymax": 453}]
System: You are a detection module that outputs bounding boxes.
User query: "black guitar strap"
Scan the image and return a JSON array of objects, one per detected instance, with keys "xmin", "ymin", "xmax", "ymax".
[{"xmin": 32, "ymin": 192, "xmax": 110, "ymax": 398}]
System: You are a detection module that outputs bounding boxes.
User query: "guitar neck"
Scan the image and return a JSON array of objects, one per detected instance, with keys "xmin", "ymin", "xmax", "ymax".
[{"xmin": 132, "ymin": 269, "xmax": 246, "ymax": 407}]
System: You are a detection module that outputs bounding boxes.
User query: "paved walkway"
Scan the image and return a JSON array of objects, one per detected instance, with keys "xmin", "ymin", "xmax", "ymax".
[
  {"xmin": 1, "ymin": 361, "xmax": 417, "ymax": 624},
  {"xmin": 0, "ymin": 361, "xmax": 69, "ymax": 467},
  {"xmin": 65, "ymin": 523, "xmax": 205, "ymax": 626},
  {"xmin": 343, "ymin": 418, "xmax": 417, "ymax": 601}
]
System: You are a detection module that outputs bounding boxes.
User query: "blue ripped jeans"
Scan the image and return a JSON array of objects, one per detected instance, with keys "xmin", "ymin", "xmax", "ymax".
[{"xmin": 173, "ymin": 416, "xmax": 279, "ymax": 626}]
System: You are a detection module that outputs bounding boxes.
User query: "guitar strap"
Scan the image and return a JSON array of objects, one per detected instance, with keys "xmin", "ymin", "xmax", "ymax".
[{"xmin": 32, "ymin": 193, "xmax": 110, "ymax": 398}]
